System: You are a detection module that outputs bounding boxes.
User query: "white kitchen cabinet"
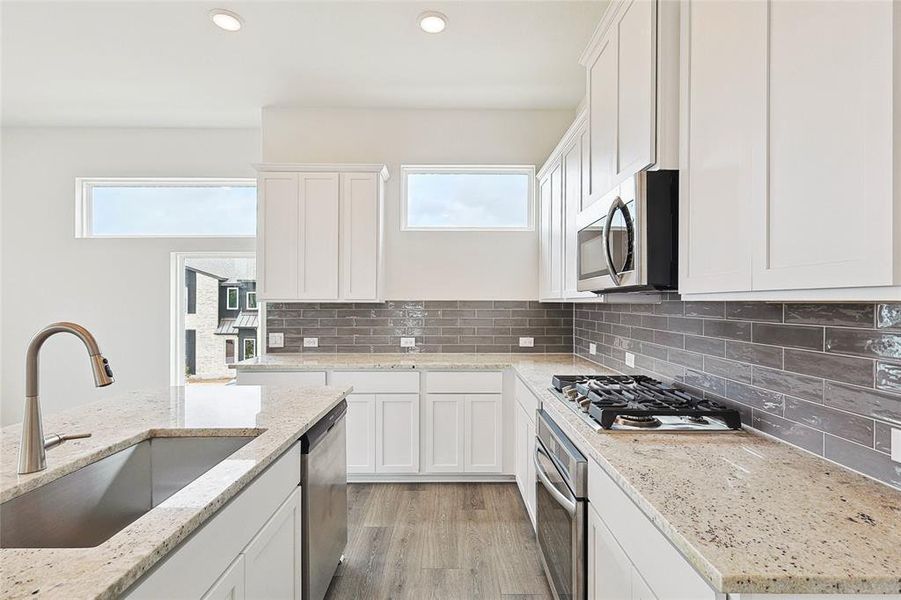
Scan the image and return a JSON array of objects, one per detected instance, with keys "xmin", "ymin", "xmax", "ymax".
[
  {"xmin": 513, "ymin": 400, "xmax": 536, "ymax": 527},
  {"xmin": 538, "ymin": 173, "xmax": 554, "ymax": 301},
  {"xmin": 201, "ymin": 556, "xmax": 245, "ymax": 600},
  {"xmin": 255, "ymin": 164, "xmax": 388, "ymax": 302},
  {"xmin": 464, "ymin": 394, "xmax": 503, "ymax": 473},
  {"xmin": 375, "ymin": 393, "xmax": 420, "ymax": 473},
  {"xmin": 345, "ymin": 394, "xmax": 376, "ymax": 474},
  {"xmin": 680, "ymin": 0, "xmax": 901, "ymax": 299},
  {"xmin": 588, "ymin": 504, "xmax": 634, "ymax": 600},
  {"xmin": 235, "ymin": 371, "xmax": 326, "ymax": 386},
  {"xmin": 243, "ymin": 487, "xmax": 302, "ymax": 600},
  {"xmin": 581, "ymin": 0, "xmax": 678, "ymax": 205},
  {"xmin": 424, "ymin": 393, "xmax": 465, "ymax": 473}
]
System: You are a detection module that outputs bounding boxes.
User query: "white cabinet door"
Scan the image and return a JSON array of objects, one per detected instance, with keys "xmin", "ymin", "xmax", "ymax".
[
  {"xmin": 424, "ymin": 394, "xmax": 465, "ymax": 473},
  {"xmin": 298, "ymin": 173, "xmax": 340, "ymax": 300},
  {"xmin": 513, "ymin": 401, "xmax": 536, "ymax": 527},
  {"xmin": 616, "ymin": 0, "xmax": 656, "ymax": 179},
  {"xmin": 257, "ymin": 173, "xmax": 299, "ymax": 301},
  {"xmin": 340, "ymin": 172, "xmax": 380, "ymax": 301},
  {"xmin": 201, "ymin": 555, "xmax": 245, "ymax": 600},
  {"xmin": 236, "ymin": 371, "xmax": 326, "ymax": 386},
  {"xmin": 376, "ymin": 394, "xmax": 419, "ymax": 473},
  {"xmin": 243, "ymin": 487, "xmax": 302, "ymax": 600},
  {"xmin": 679, "ymin": 0, "xmax": 765, "ymax": 294},
  {"xmin": 586, "ymin": 31, "xmax": 618, "ymax": 203},
  {"xmin": 346, "ymin": 394, "xmax": 376, "ymax": 474},
  {"xmin": 563, "ymin": 134, "xmax": 594, "ymax": 300},
  {"xmin": 631, "ymin": 571, "xmax": 657, "ymax": 600},
  {"xmin": 549, "ymin": 162, "xmax": 564, "ymax": 299},
  {"xmin": 754, "ymin": 0, "xmax": 894, "ymax": 291},
  {"xmin": 538, "ymin": 173, "xmax": 553, "ymax": 300},
  {"xmin": 464, "ymin": 394, "xmax": 502, "ymax": 473},
  {"xmin": 588, "ymin": 505, "xmax": 633, "ymax": 600}
]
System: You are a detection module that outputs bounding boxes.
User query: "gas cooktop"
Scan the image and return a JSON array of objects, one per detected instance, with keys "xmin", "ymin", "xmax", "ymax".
[{"xmin": 550, "ymin": 374, "xmax": 742, "ymax": 432}]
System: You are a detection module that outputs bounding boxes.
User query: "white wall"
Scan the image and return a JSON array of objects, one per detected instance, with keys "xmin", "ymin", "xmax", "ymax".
[
  {"xmin": 0, "ymin": 127, "xmax": 259, "ymax": 425},
  {"xmin": 261, "ymin": 107, "xmax": 574, "ymax": 300}
]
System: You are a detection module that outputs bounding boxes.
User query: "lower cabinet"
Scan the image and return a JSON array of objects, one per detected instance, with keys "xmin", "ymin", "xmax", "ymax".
[
  {"xmin": 513, "ymin": 399, "xmax": 536, "ymax": 526},
  {"xmin": 588, "ymin": 504, "xmax": 652, "ymax": 600},
  {"xmin": 243, "ymin": 488, "xmax": 302, "ymax": 599},
  {"xmin": 424, "ymin": 393, "xmax": 503, "ymax": 474},
  {"xmin": 201, "ymin": 555, "xmax": 245, "ymax": 600},
  {"xmin": 376, "ymin": 393, "xmax": 420, "ymax": 473}
]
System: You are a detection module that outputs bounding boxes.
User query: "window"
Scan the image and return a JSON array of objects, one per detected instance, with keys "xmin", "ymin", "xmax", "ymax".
[
  {"xmin": 401, "ymin": 165, "xmax": 534, "ymax": 231},
  {"xmin": 225, "ymin": 339, "xmax": 236, "ymax": 365},
  {"xmin": 226, "ymin": 287, "xmax": 239, "ymax": 310},
  {"xmin": 243, "ymin": 338, "xmax": 256, "ymax": 360},
  {"xmin": 246, "ymin": 291, "xmax": 257, "ymax": 310},
  {"xmin": 76, "ymin": 178, "xmax": 256, "ymax": 237}
]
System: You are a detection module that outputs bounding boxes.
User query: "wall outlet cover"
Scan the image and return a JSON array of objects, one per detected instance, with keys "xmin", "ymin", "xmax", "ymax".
[
  {"xmin": 303, "ymin": 337, "xmax": 319, "ymax": 348},
  {"xmin": 268, "ymin": 332, "xmax": 285, "ymax": 348},
  {"xmin": 625, "ymin": 352, "xmax": 636, "ymax": 368},
  {"xmin": 400, "ymin": 337, "xmax": 416, "ymax": 348},
  {"xmin": 519, "ymin": 337, "xmax": 534, "ymax": 348},
  {"xmin": 892, "ymin": 428, "xmax": 901, "ymax": 464},
  {"xmin": 589, "ymin": 343, "xmax": 597, "ymax": 355}
]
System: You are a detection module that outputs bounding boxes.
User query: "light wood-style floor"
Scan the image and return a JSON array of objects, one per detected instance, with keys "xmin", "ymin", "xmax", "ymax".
[{"xmin": 324, "ymin": 483, "xmax": 553, "ymax": 600}]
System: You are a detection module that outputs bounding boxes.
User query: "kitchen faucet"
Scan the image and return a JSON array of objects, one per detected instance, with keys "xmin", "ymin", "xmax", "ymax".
[{"xmin": 17, "ymin": 322, "xmax": 114, "ymax": 475}]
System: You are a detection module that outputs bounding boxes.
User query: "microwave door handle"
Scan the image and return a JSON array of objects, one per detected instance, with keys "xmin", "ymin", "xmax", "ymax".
[
  {"xmin": 603, "ymin": 196, "xmax": 623, "ymax": 286},
  {"xmin": 534, "ymin": 447, "xmax": 577, "ymax": 516}
]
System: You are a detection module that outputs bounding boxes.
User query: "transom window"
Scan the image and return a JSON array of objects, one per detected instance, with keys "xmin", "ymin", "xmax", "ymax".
[
  {"xmin": 76, "ymin": 177, "xmax": 256, "ymax": 238},
  {"xmin": 401, "ymin": 165, "xmax": 534, "ymax": 231}
]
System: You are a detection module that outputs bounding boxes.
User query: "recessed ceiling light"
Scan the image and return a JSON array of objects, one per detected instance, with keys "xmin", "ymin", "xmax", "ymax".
[
  {"xmin": 418, "ymin": 11, "xmax": 447, "ymax": 34},
  {"xmin": 210, "ymin": 9, "xmax": 243, "ymax": 32}
]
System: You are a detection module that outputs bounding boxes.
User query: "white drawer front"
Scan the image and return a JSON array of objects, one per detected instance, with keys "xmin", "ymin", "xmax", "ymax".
[
  {"xmin": 236, "ymin": 371, "xmax": 326, "ymax": 386},
  {"xmin": 514, "ymin": 376, "xmax": 540, "ymax": 419},
  {"xmin": 330, "ymin": 370, "xmax": 420, "ymax": 393},
  {"xmin": 588, "ymin": 459, "xmax": 716, "ymax": 600},
  {"xmin": 425, "ymin": 371, "xmax": 503, "ymax": 394}
]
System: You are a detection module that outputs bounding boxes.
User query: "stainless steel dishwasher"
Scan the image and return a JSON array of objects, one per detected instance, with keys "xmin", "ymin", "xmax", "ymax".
[{"xmin": 300, "ymin": 399, "xmax": 347, "ymax": 600}]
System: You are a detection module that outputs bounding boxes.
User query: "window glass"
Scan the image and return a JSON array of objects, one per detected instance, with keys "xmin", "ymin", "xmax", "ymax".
[{"xmin": 226, "ymin": 287, "xmax": 239, "ymax": 310}]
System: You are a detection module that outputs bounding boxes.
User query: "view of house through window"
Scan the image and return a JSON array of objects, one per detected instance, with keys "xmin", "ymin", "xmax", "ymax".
[{"xmin": 184, "ymin": 257, "xmax": 257, "ymax": 384}]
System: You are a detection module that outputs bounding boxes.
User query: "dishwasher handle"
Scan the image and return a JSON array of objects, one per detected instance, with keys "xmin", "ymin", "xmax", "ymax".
[{"xmin": 301, "ymin": 399, "xmax": 347, "ymax": 453}]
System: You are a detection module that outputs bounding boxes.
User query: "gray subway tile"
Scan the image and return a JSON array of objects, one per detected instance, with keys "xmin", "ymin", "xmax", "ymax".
[
  {"xmin": 703, "ymin": 319, "xmax": 752, "ymax": 341},
  {"xmin": 685, "ymin": 335, "xmax": 726, "ymax": 357},
  {"xmin": 783, "ymin": 348, "xmax": 874, "ymax": 387},
  {"xmin": 825, "ymin": 381, "xmax": 901, "ymax": 425},
  {"xmin": 876, "ymin": 361, "xmax": 901, "ymax": 393},
  {"xmin": 684, "ymin": 301, "xmax": 725, "ymax": 318},
  {"xmin": 704, "ymin": 356, "xmax": 753, "ymax": 383},
  {"xmin": 653, "ymin": 359, "xmax": 685, "ymax": 381},
  {"xmin": 667, "ymin": 348, "xmax": 705, "ymax": 370},
  {"xmin": 653, "ymin": 301, "xmax": 685, "ymax": 316},
  {"xmin": 653, "ymin": 330, "xmax": 684, "ymax": 349},
  {"xmin": 876, "ymin": 303, "xmax": 901, "ymax": 330},
  {"xmin": 752, "ymin": 366, "xmax": 824, "ymax": 403},
  {"xmin": 725, "ymin": 381, "xmax": 783, "ymax": 414},
  {"xmin": 493, "ymin": 300, "xmax": 529, "ymax": 308},
  {"xmin": 753, "ymin": 323, "xmax": 824, "ymax": 351},
  {"xmin": 458, "ymin": 300, "xmax": 494, "ymax": 308},
  {"xmin": 725, "ymin": 341, "xmax": 784, "ymax": 369},
  {"xmin": 667, "ymin": 317, "xmax": 704, "ymax": 335},
  {"xmin": 631, "ymin": 327, "xmax": 655, "ymax": 342},
  {"xmin": 825, "ymin": 327, "xmax": 901, "ymax": 361},
  {"xmin": 725, "ymin": 302, "xmax": 783, "ymax": 322},
  {"xmin": 784, "ymin": 396, "xmax": 874, "ymax": 446},
  {"xmin": 784, "ymin": 303, "xmax": 875, "ymax": 328},
  {"xmin": 638, "ymin": 342, "xmax": 669, "ymax": 361},
  {"xmin": 641, "ymin": 314, "xmax": 669, "ymax": 329},
  {"xmin": 680, "ymin": 369, "xmax": 726, "ymax": 396},
  {"xmin": 753, "ymin": 412, "xmax": 824, "ymax": 455},
  {"xmin": 824, "ymin": 434, "xmax": 901, "ymax": 488}
]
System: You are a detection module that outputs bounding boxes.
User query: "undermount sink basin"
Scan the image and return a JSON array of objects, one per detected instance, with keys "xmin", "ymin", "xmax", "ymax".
[{"xmin": 0, "ymin": 435, "xmax": 255, "ymax": 549}]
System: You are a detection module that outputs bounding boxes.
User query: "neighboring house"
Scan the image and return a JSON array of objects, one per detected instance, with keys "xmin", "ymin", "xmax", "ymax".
[{"xmin": 185, "ymin": 266, "xmax": 258, "ymax": 381}]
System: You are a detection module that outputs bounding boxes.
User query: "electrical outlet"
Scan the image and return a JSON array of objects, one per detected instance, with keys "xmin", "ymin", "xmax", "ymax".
[
  {"xmin": 268, "ymin": 332, "xmax": 285, "ymax": 348},
  {"xmin": 589, "ymin": 343, "xmax": 597, "ymax": 355},
  {"xmin": 625, "ymin": 352, "xmax": 636, "ymax": 368},
  {"xmin": 519, "ymin": 337, "xmax": 534, "ymax": 348},
  {"xmin": 400, "ymin": 337, "xmax": 416, "ymax": 348},
  {"xmin": 892, "ymin": 428, "xmax": 901, "ymax": 464},
  {"xmin": 303, "ymin": 337, "xmax": 319, "ymax": 348}
]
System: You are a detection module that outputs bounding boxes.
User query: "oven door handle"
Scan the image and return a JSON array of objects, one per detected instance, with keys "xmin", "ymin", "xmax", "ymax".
[
  {"xmin": 602, "ymin": 196, "xmax": 624, "ymax": 286},
  {"xmin": 534, "ymin": 446, "xmax": 578, "ymax": 516}
]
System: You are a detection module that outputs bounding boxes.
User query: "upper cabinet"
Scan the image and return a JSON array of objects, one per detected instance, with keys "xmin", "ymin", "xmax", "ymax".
[
  {"xmin": 581, "ymin": 0, "xmax": 680, "ymax": 208},
  {"xmin": 255, "ymin": 164, "xmax": 388, "ymax": 302},
  {"xmin": 680, "ymin": 0, "xmax": 901, "ymax": 299}
]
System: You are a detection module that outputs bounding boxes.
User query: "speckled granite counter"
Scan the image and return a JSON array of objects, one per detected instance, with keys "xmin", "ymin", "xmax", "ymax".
[
  {"xmin": 0, "ymin": 383, "xmax": 350, "ymax": 600},
  {"xmin": 238, "ymin": 353, "xmax": 901, "ymax": 595}
]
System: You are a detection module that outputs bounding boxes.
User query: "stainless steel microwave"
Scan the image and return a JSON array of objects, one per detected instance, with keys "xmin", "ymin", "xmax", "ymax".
[{"xmin": 576, "ymin": 170, "xmax": 678, "ymax": 293}]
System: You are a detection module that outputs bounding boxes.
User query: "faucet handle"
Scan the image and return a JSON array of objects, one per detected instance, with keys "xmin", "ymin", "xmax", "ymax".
[{"xmin": 43, "ymin": 432, "xmax": 92, "ymax": 450}]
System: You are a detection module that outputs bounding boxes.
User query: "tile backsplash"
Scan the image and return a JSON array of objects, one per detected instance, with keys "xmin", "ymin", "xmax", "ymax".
[
  {"xmin": 266, "ymin": 301, "xmax": 573, "ymax": 354},
  {"xmin": 574, "ymin": 300, "xmax": 901, "ymax": 489}
]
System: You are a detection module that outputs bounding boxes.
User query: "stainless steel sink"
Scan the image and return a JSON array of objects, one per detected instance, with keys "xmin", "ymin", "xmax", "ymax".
[{"xmin": 0, "ymin": 435, "xmax": 255, "ymax": 548}]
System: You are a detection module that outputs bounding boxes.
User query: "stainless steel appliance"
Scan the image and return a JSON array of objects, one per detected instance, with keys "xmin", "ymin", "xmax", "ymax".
[
  {"xmin": 301, "ymin": 400, "xmax": 347, "ymax": 600},
  {"xmin": 577, "ymin": 170, "xmax": 678, "ymax": 293},
  {"xmin": 534, "ymin": 409, "xmax": 587, "ymax": 600},
  {"xmin": 550, "ymin": 375, "xmax": 742, "ymax": 432}
]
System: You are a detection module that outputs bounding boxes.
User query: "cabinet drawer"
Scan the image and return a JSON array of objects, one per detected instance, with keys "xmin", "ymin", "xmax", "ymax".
[
  {"xmin": 425, "ymin": 371, "xmax": 503, "ymax": 394},
  {"xmin": 330, "ymin": 371, "xmax": 419, "ymax": 393},
  {"xmin": 588, "ymin": 458, "xmax": 716, "ymax": 600},
  {"xmin": 236, "ymin": 371, "xmax": 326, "ymax": 386},
  {"xmin": 514, "ymin": 376, "xmax": 540, "ymax": 419}
]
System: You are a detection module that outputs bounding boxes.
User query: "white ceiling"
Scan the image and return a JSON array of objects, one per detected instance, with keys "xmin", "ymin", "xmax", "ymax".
[{"xmin": 1, "ymin": 1, "xmax": 608, "ymax": 128}]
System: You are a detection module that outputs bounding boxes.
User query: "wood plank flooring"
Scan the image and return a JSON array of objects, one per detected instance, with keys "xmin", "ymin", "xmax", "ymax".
[{"xmin": 324, "ymin": 483, "xmax": 553, "ymax": 600}]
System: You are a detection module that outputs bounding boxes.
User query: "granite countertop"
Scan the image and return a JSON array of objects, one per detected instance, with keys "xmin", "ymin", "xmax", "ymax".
[
  {"xmin": 240, "ymin": 353, "xmax": 901, "ymax": 595},
  {"xmin": 0, "ymin": 383, "xmax": 351, "ymax": 600}
]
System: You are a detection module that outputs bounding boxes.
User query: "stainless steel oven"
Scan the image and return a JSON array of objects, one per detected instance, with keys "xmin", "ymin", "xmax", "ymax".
[
  {"xmin": 576, "ymin": 170, "xmax": 678, "ymax": 294},
  {"xmin": 534, "ymin": 409, "xmax": 587, "ymax": 600}
]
